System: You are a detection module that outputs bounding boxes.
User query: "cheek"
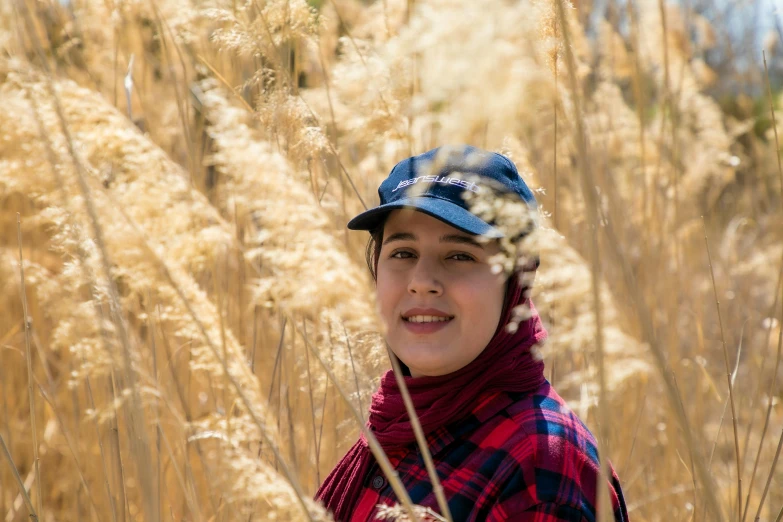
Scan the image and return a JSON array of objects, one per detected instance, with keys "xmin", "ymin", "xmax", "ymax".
[
  {"xmin": 375, "ymin": 269, "xmax": 403, "ymax": 322},
  {"xmin": 457, "ymin": 277, "xmax": 506, "ymax": 340}
]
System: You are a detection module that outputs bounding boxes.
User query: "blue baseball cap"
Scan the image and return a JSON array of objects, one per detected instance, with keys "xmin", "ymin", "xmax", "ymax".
[{"xmin": 347, "ymin": 145, "xmax": 537, "ymax": 238}]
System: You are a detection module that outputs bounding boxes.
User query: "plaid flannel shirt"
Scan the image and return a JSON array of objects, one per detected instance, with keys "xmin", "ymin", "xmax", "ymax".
[{"xmin": 350, "ymin": 381, "xmax": 629, "ymax": 522}]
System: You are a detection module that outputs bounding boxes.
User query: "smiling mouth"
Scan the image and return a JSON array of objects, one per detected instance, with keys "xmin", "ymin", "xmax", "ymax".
[{"xmin": 402, "ymin": 315, "xmax": 454, "ymax": 323}]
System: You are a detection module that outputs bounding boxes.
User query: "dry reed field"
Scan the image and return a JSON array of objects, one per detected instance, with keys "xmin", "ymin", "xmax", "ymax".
[{"xmin": 0, "ymin": 0, "xmax": 782, "ymax": 520}]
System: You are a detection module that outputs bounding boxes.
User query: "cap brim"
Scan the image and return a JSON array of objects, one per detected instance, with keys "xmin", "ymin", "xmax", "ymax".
[{"xmin": 346, "ymin": 196, "xmax": 503, "ymax": 238}]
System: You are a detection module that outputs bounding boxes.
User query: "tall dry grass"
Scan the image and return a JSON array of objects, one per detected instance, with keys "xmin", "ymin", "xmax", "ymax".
[{"xmin": 0, "ymin": 0, "xmax": 782, "ymax": 521}]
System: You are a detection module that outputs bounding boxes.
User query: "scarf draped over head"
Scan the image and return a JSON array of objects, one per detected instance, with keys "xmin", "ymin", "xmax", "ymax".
[{"xmin": 315, "ymin": 273, "xmax": 548, "ymax": 521}]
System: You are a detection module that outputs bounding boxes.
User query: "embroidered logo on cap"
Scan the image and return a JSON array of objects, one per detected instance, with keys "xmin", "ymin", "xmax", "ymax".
[{"xmin": 391, "ymin": 175, "xmax": 479, "ymax": 193}]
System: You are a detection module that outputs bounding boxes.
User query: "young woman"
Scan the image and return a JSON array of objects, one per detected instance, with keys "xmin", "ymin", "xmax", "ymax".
[{"xmin": 316, "ymin": 145, "xmax": 629, "ymax": 522}]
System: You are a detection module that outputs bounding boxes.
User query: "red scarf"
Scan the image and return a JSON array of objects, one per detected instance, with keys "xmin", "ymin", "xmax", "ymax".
[{"xmin": 316, "ymin": 274, "xmax": 548, "ymax": 521}]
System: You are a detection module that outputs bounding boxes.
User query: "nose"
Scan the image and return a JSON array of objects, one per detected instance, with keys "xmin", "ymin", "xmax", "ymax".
[{"xmin": 407, "ymin": 258, "xmax": 443, "ymax": 296}]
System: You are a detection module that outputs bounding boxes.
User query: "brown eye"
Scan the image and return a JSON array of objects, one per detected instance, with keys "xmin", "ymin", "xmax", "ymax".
[
  {"xmin": 449, "ymin": 253, "xmax": 475, "ymax": 262},
  {"xmin": 390, "ymin": 250, "xmax": 415, "ymax": 259}
]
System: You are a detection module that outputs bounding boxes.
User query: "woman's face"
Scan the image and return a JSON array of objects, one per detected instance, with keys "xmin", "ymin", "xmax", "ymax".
[{"xmin": 376, "ymin": 210, "xmax": 507, "ymax": 377}]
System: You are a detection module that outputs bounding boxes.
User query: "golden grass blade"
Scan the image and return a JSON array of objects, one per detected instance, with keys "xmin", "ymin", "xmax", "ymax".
[
  {"xmin": 83, "ymin": 374, "xmax": 120, "ymax": 522},
  {"xmin": 344, "ymin": 323, "xmax": 366, "ymax": 424},
  {"xmin": 709, "ymin": 325, "xmax": 746, "ymax": 471}
]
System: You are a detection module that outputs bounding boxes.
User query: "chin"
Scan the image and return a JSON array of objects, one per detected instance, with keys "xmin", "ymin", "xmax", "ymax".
[{"xmin": 398, "ymin": 355, "xmax": 451, "ymax": 377}]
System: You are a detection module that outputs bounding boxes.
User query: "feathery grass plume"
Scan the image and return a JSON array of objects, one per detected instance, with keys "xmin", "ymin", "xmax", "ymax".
[
  {"xmin": 325, "ymin": 0, "xmax": 606, "ymax": 235},
  {"xmin": 195, "ymin": 79, "xmax": 385, "ymax": 463},
  {"xmin": 333, "ymin": 0, "xmax": 558, "ymax": 151},
  {"xmin": 196, "ymin": 78, "xmax": 381, "ymax": 351},
  {"xmin": 2, "ymin": 0, "xmax": 202, "ymax": 160},
  {"xmin": 205, "ymin": 0, "xmax": 317, "ymax": 58},
  {"xmin": 467, "ymin": 141, "xmax": 651, "ymax": 395},
  {"xmin": 201, "ymin": 0, "xmax": 330, "ymax": 170},
  {"xmin": 0, "ymin": 62, "xmax": 332, "ymax": 520},
  {"xmin": 596, "ymin": 21, "xmax": 633, "ymax": 82},
  {"xmin": 636, "ymin": 0, "xmax": 737, "ymax": 222},
  {"xmin": 375, "ymin": 503, "xmax": 446, "ymax": 522}
]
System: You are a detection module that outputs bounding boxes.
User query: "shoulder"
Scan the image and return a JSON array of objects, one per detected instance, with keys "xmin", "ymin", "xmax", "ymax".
[
  {"xmin": 506, "ymin": 383, "xmax": 600, "ymax": 469},
  {"xmin": 480, "ymin": 383, "xmax": 603, "ymax": 515},
  {"xmin": 477, "ymin": 382, "xmax": 600, "ymax": 469}
]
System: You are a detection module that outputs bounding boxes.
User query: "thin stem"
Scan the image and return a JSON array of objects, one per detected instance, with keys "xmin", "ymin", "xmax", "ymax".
[
  {"xmin": 160, "ymin": 425, "xmax": 202, "ymax": 522},
  {"xmin": 17, "ymin": 214, "xmax": 43, "ymax": 519},
  {"xmin": 0, "ymin": 432, "xmax": 37, "ymax": 520},
  {"xmin": 763, "ymin": 51, "xmax": 783, "ymax": 200},
  {"xmin": 36, "ymin": 384, "xmax": 103, "ymax": 518},
  {"xmin": 552, "ymin": 2, "xmax": 612, "ymax": 520},
  {"xmin": 344, "ymin": 324, "xmax": 365, "ymax": 424},
  {"xmin": 703, "ymin": 218, "xmax": 742, "ymax": 520},
  {"xmin": 15, "ymin": 4, "xmax": 157, "ymax": 518},
  {"xmin": 742, "ymin": 258, "xmax": 783, "ymax": 522},
  {"xmin": 296, "ymin": 324, "xmax": 421, "ymax": 522},
  {"xmin": 753, "ymin": 429, "xmax": 783, "ymax": 521},
  {"xmin": 107, "ymin": 197, "xmax": 315, "ymax": 521},
  {"xmin": 387, "ymin": 346, "xmax": 454, "ymax": 522},
  {"xmin": 302, "ymin": 320, "xmax": 321, "ymax": 486},
  {"xmin": 553, "ymin": 1, "xmax": 724, "ymax": 519}
]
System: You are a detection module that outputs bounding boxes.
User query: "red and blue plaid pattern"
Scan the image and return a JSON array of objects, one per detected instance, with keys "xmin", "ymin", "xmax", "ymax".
[{"xmin": 349, "ymin": 381, "xmax": 629, "ymax": 521}]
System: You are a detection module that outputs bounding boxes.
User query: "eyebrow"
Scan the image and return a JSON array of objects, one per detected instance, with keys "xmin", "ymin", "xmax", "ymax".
[{"xmin": 382, "ymin": 232, "xmax": 485, "ymax": 249}]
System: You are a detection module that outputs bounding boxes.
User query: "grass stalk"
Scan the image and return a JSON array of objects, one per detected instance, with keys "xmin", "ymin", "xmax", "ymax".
[
  {"xmin": 196, "ymin": 23, "xmax": 369, "ymax": 211},
  {"xmin": 16, "ymin": 214, "xmax": 43, "ymax": 520},
  {"xmin": 742, "ymin": 258, "xmax": 783, "ymax": 522},
  {"xmin": 15, "ymin": 5, "xmax": 158, "ymax": 520},
  {"xmin": 343, "ymin": 323, "xmax": 365, "ymax": 424},
  {"xmin": 554, "ymin": 1, "xmax": 724, "ymax": 519},
  {"xmin": 302, "ymin": 320, "xmax": 321, "ymax": 486},
  {"xmin": 743, "ymin": 307, "xmax": 783, "ymax": 517},
  {"xmin": 708, "ymin": 330, "xmax": 745, "ymax": 471},
  {"xmin": 752, "ymin": 429, "xmax": 783, "ymax": 521},
  {"xmin": 105, "ymin": 196, "xmax": 315, "ymax": 522},
  {"xmin": 0, "ymin": 432, "xmax": 37, "ymax": 521},
  {"xmin": 160, "ymin": 424, "xmax": 202, "ymax": 522},
  {"xmin": 703, "ymin": 219, "xmax": 742, "ymax": 520},
  {"xmin": 35, "ymin": 383, "xmax": 102, "ymax": 519},
  {"xmin": 296, "ymin": 323, "xmax": 421, "ymax": 522},
  {"xmin": 86, "ymin": 374, "xmax": 120, "ymax": 522},
  {"xmin": 157, "ymin": 312, "xmax": 220, "ymax": 516},
  {"xmin": 552, "ymin": 3, "xmax": 616, "ymax": 520},
  {"xmin": 386, "ymin": 346, "xmax": 454, "ymax": 522},
  {"xmin": 14, "ymin": 37, "xmax": 130, "ymax": 522},
  {"xmin": 763, "ymin": 51, "xmax": 783, "ymax": 199},
  {"xmin": 150, "ymin": 3, "xmax": 197, "ymax": 180}
]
